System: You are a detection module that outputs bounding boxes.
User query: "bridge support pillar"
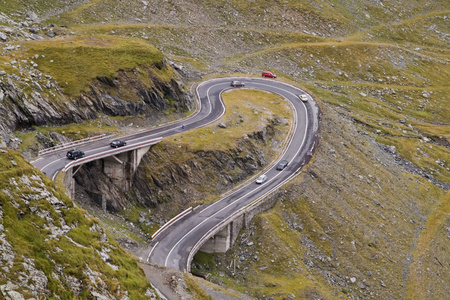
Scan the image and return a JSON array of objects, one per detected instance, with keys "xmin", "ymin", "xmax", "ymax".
[
  {"xmin": 64, "ymin": 167, "xmax": 75, "ymax": 199},
  {"xmin": 200, "ymin": 223, "xmax": 231, "ymax": 253},
  {"xmin": 102, "ymin": 146, "xmax": 150, "ymax": 190},
  {"xmin": 199, "ymin": 214, "xmax": 246, "ymax": 253}
]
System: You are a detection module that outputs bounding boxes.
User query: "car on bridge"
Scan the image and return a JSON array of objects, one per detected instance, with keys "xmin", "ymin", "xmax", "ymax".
[
  {"xmin": 262, "ymin": 71, "xmax": 277, "ymax": 78},
  {"xmin": 256, "ymin": 174, "xmax": 268, "ymax": 184},
  {"xmin": 66, "ymin": 149, "xmax": 85, "ymax": 160},
  {"xmin": 110, "ymin": 139, "xmax": 127, "ymax": 148},
  {"xmin": 230, "ymin": 81, "xmax": 245, "ymax": 87}
]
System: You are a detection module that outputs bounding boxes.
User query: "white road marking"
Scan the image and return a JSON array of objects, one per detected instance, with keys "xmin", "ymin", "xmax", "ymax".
[
  {"xmin": 164, "ymin": 80, "xmax": 311, "ymax": 268},
  {"xmin": 147, "ymin": 241, "xmax": 159, "ymax": 262}
]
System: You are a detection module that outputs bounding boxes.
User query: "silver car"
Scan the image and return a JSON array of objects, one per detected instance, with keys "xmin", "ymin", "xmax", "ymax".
[
  {"xmin": 256, "ymin": 174, "xmax": 267, "ymax": 184},
  {"xmin": 299, "ymin": 94, "xmax": 308, "ymax": 102},
  {"xmin": 231, "ymin": 81, "xmax": 245, "ymax": 87}
]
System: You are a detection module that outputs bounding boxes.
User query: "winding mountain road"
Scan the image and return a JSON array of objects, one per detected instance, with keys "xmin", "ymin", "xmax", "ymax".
[
  {"xmin": 147, "ymin": 77, "xmax": 320, "ymax": 271},
  {"xmin": 32, "ymin": 77, "xmax": 320, "ymax": 273}
]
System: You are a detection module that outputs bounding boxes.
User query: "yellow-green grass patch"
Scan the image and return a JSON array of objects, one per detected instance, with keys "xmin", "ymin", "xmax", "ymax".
[
  {"xmin": 191, "ymin": 275, "xmax": 244, "ymax": 299},
  {"xmin": 305, "ymin": 83, "xmax": 449, "ymax": 184},
  {"xmin": 374, "ymin": 135, "xmax": 450, "ymax": 183},
  {"xmin": 18, "ymin": 35, "xmax": 164, "ymax": 97},
  {"xmin": 117, "ymin": 203, "xmax": 159, "ymax": 237},
  {"xmin": 171, "ymin": 89, "xmax": 292, "ymax": 152},
  {"xmin": 0, "ymin": 56, "xmax": 22, "ymax": 75},
  {"xmin": 208, "ymin": 210, "xmax": 335, "ymax": 299},
  {"xmin": 184, "ymin": 274, "xmax": 214, "ymax": 300},
  {"xmin": 358, "ymin": 10, "xmax": 450, "ymax": 48},
  {"xmin": 14, "ymin": 131, "xmax": 39, "ymax": 153},
  {"xmin": 35, "ymin": 119, "xmax": 119, "ymax": 141},
  {"xmin": 0, "ymin": 0, "xmax": 72, "ymax": 17},
  {"xmin": 406, "ymin": 191, "xmax": 450, "ymax": 299}
]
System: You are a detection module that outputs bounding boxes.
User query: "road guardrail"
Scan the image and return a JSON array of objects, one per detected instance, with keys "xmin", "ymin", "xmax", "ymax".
[{"xmin": 38, "ymin": 134, "xmax": 116, "ymax": 156}]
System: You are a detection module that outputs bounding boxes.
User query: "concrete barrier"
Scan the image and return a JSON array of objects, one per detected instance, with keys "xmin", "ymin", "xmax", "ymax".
[{"xmin": 63, "ymin": 137, "xmax": 162, "ymax": 172}]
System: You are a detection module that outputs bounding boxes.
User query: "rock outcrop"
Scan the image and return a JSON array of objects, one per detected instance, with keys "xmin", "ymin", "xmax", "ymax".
[
  {"xmin": 72, "ymin": 122, "xmax": 279, "ymax": 214},
  {"xmin": 0, "ymin": 63, "xmax": 192, "ymax": 148}
]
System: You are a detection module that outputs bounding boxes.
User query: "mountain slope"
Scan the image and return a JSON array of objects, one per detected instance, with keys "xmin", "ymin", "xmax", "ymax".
[
  {"xmin": 0, "ymin": 148, "xmax": 156, "ymax": 299},
  {"xmin": 0, "ymin": 1, "xmax": 448, "ymax": 299}
]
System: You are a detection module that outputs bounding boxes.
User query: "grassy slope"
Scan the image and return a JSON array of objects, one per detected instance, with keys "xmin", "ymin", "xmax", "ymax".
[
  {"xmin": 0, "ymin": 149, "xmax": 152, "ymax": 298},
  {"xmin": 213, "ymin": 10, "xmax": 449, "ymax": 297},
  {"xmin": 212, "ymin": 10, "xmax": 448, "ymax": 299},
  {"xmin": 116, "ymin": 88, "xmax": 292, "ymax": 237},
  {"xmin": 8, "ymin": 34, "xmax": 166, "ymax": 98},
  {"xmin": 1, "ymin": 0, "xmax": 449, "ymax": 299},
  {"xmin": 198, "ymin": 105, "xmax": 448, "ymax": 299}
]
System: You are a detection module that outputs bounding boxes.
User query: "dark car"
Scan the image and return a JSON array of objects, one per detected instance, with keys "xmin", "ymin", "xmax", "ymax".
[
  {"xmin": 230, "ymin": 81, "xmax": 245, "ymax": 87},
  {"xmin": 110, "ymin": 139, "xmax": 127, "ymax": 148},
  {"xmin": 66, "ymin": 149, "xmax": 85, "ymax": 160},
  {"xmin": 262, "ymin": 71, "xmax": 277, "ymax": 78},
  {"xmin": 276, "ymin": 160, "xmax": 289, "ymax": 170}
]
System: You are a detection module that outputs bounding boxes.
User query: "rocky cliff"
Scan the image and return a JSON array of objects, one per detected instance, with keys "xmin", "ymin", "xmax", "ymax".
[
  {"xmin": 72, "ymin": 121, "xmax": 280, "ymax": 215},
  {"xmin": 1, "ymin": 8, "xmax": 192, "ymax": 149},
  {"xmin": 0, "ymin": 61, "xmax": 192, "ymax": 149},
  {"xmin": 0, "ymin": 148, "xmax": 156, "ymax": 299}
]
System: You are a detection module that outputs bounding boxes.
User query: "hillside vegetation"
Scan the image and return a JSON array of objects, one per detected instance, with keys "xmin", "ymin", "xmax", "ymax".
[
  {"xmin": 0, "ymin": 149, "xmax": 155, "ymax": 298},
  {"xmin": 0, "ymin": 0, "xmax": 449, "ymax": 299}
]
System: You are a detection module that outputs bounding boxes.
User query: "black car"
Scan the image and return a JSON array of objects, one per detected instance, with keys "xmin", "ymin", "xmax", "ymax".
[
  {"xmin": 110, "ymin": 139, "xmax": 127, "ymax": 148},
  {"xmin": 66, "ymin": 149, "xmax": 85, "ymax": 160},
  {"xmin": 276, "ymin": 160, "xmax": 289, "ymax": 170},
  {"xmin": 230, "ymin": 81, "xmax": 245, "ymax": 87}
]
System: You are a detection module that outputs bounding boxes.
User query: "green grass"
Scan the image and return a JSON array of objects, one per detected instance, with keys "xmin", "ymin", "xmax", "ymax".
[
  {"xmin": 14, "ymin": 118, "xmax": 119, "ymax": 154},
  {"xmin": 184, "ymin": 274, "xmax": 214, "ymax": 300},
  {"xmin": 196, "ymin": 209, "xmax": 334, "ymax": 299},
  {"xmin": 0, "ymin": 56, "xmax": 21, "ymax": 75},
  {"xmin": 118, "ymin": 203, "xmax": 160, "ymax": 237},
  {"xmin": 172, "ymin": 88, "xmax": 292, "ymax": 152},
  {"xmin": 0, "ymin": 149, "xmax": 152, "ymax": 298},
  {"xmin": 406, "ymin": 191, "xmax": 450, "ymax": 299},
  {"xmin": 264, "ymin": 41, "xmax": 450, "ymax": 186},
  {"xmin": 357, "ymin": 11, "xmax": 450, "ymax": 48},
  {"xmin": 36, "ymin": 123, "xmax": 117, "ymax": 140},
  {"xmin": 18, "ymin": 35, "xmax": 165, "ymax": 97},
  {"xmin": 0, "ymin": 0, "xmax": 73, "ymax": 18}
]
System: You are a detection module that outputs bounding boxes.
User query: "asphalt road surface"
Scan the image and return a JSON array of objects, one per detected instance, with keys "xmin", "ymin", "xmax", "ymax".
[
  {"xmin": 147, "ymin": 77, "xmax": 320, "ymax": 271},
  {"xmin": 32, "ymin": 77, "xmax": 320, "ymax": 273}
]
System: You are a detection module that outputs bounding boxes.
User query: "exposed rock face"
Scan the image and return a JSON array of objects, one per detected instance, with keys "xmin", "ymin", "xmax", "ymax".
[
  {"xmin": 0, "ymin": 63, "xmax": 192, "ymax": 147},
  {"xmin": 72, "ymin": 123, "xmax": 278, "ymax": 214},
  {"xmin": 132, "ymin": 134, "xmax": 269, "ymax": 210}
]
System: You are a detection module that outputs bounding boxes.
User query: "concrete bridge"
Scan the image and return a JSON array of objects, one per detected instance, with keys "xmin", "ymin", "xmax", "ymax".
[
  {"xmin": 187, "ymin": 162, "xmax": 307, "ymax": 258},
  {"xmin": 34, "ymin": 77, "xmax": 320, "ymax": 274},
  {"xmin": 33, "ymin": 136, "xmax": 161, "ymax": 200},
  {"xmin": 63, "ymin": 137, "xmax": 161, "ymax": 199}
]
